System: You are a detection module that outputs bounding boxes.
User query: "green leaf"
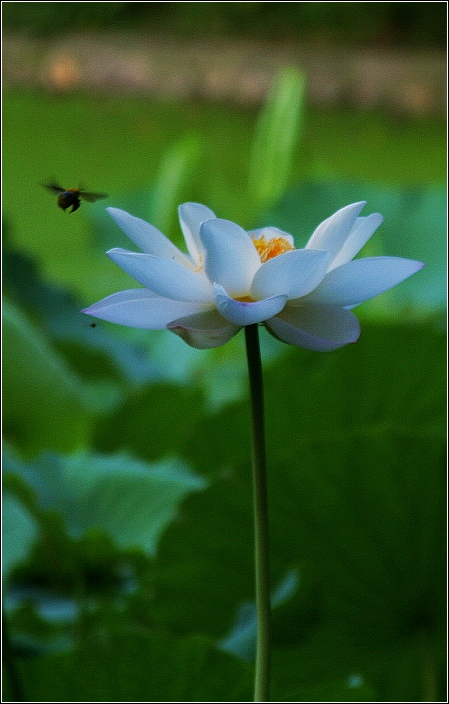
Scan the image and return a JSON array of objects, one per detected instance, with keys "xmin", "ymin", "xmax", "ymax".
[
  {"xmin": 90, "ymin": 134, "xmax": 201, "ymax": 253},
  {"xmin": 269, "ymin": 627, "xmax": 445, "ymax": 703},
  {"xmin": 4, "ymin": 449, "xmax": 207, "ymax": 556},
  {"xmin": 2, "ymin": 237, "xmax": 157, "ymax": 386},
  {"xmin": 220, "ymin": 569, "xmax": 300, "ymax": 659},
  {"xmin": 248, "ymin": 67, "xmax": 306, "ymax": 214},
  {"xmin": 62, "ymin": 452, "xmax": 207, "ymax": 554},
  {"xmin": 2, "ymin": 492, "xmax": 38, "ymax": 581},
  {"xmin": 274, "ymin": 675, "xmax": 377, "ymax": 703},
  {"xmin": 141, "ymin": 323, "xmax": 445, "ymax": 700},
  {"xmin": 2, "ymin": 299, "xmax": 96, "ymax": 455},
  {"xmin": 145, "ymin": 134, "xmax": 202, "ymax": 234},
  {"xmin": 10, "ymin": 632, "xmax": 252, "ymax": 703},
  {"xmin": 94, "ymin": 382, "xmax": 206, "ymax": 462}
]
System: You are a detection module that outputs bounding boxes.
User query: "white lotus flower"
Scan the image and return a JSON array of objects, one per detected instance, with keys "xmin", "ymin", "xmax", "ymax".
[{"xmin": 83, "ymin": 202, "xmax": 423, "ymax": 351}]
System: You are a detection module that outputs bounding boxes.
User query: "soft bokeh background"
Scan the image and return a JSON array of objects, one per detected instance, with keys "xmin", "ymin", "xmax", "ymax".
[{"xmin": 3, "ymin": 3, "xmax": 446, "ymax": 702}]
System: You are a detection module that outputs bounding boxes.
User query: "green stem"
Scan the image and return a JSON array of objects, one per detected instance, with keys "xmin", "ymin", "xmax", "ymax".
[{"xmin": 244, "ymin": 324, "xmax": 271, "ymax": 702}]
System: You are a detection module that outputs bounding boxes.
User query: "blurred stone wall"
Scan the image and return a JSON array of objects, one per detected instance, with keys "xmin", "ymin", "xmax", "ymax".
[{"xmin": 3, "ymin": 33, "xmax": 446, "ymax": 115}]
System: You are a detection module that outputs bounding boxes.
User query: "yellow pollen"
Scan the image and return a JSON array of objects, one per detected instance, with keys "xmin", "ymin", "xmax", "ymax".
[
  {"xmin": 235, "ymin": 295, "xmax": 254, "ymax": 302},
  {"xmin": 252, "ymin": 235, "xmax": 295, "ymax": 262}
]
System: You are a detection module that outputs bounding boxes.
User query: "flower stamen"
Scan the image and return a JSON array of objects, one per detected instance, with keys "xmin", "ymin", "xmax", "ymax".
[{"xmin": 252, "ymin": 235, "xmax": 295, "ymax": 262}]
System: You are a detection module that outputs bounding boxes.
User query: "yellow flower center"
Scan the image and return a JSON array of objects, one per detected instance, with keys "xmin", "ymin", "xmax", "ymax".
[{"xmin": 252, "ymin": 235, "xmax": 295, "ymax": 262}]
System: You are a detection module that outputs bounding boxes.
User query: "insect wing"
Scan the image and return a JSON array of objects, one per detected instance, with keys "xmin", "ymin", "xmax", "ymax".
[
  {"xmin": 79, "ymin": 191, "xmax": 108, "ymax": 203},
  {"xmin": 42, "ymin": 182, "xmax": 65, "ymax": 195}
]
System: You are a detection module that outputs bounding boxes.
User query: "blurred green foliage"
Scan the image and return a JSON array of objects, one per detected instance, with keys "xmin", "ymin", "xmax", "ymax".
[
  {"xmin": 3, "ymin": 321, "xmax": 446, "ymax": 701},
  {"xmin": 2, "ymin": 89, "xmax": 445, "ymax": 303},
  {"xmin": 3, "ymin": 1, "xmax": 446, "ymax": 47}
]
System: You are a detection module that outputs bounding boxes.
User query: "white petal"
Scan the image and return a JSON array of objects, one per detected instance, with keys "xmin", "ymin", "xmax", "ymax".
[
  {"xmin": 249, "ymin": 226, "xmax": 295, "ymax": 247},
  {"xmin": 167, "ymin": 309, "xmax": 240, "ymax": 349},
  {"xmin": 107, "ymin": 208, "xmax": 191, "ymax": 266},
  {"xmin": 213, "ymin": 283, "xmax": 287, "ymax": 326},
  {"xmin": 178, "ymin": 202, "xmax": 217, "ymax": 266},
  {"xmin": 305, "ymin": 256, "xmax": 425, "ymax": 307},
  {"xmin": 265, "ymin": 303, "xmax": 360, "ymax": 351},
  {"xmin": 328, "ymin": 213, "xmax": 384, "ymax": 270},
  {"xmin": 200, "ymin": 219, "xmax": 261, "ymax": 297},
  {"xmin": 250, "ymin": 249, "xmax": 329, "ymax": 300},
  {"xmin": 306, "ymin": 202, "xmax": 366, "ymax": 258},
  {"xmin": 107, "ymin": 249, "xmax": 213, "ymax": 302},
  {"xmin": 82, "ymin": 289, "xmax": 209, "ymax": 329}
]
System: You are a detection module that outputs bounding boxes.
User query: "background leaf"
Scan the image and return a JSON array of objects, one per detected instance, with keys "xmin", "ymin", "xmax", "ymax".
[
  {"xmin": 2, "ymin": 492, "xmax": 39, "ymax": 581},
  {"xmin": 135, "ymin": 322, "xmax": 445, "ymax": 700},
  {"xmin": 4, "ymin": 449, "xmax": 207, "ymax": 556},
  {"xmin": 2, "ymin": 299, "xmax": 100, "ymax": 455},
  {"xmin": 4, "ymin": 632, "xmax": 252, "ymax": 703},
  {"xmin": 248, "ymin": 67, "xmax": 306, "ymax": 214}
]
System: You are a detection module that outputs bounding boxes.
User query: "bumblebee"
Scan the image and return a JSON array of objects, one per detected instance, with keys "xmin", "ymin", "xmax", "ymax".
[{"xmin": 42, "ymin": 182, "xmax": 108, "ymax": 213}]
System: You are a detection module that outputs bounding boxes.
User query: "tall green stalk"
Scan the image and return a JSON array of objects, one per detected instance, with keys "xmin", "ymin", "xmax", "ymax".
[{"xmin": 244, "ymin": 324, "xmax": 271, "ymax": 702}]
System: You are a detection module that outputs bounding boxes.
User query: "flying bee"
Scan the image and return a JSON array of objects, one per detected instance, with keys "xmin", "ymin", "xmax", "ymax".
[{"xmin": 42, "ymin": 182, "xmax": 108, "ymax": 213}]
